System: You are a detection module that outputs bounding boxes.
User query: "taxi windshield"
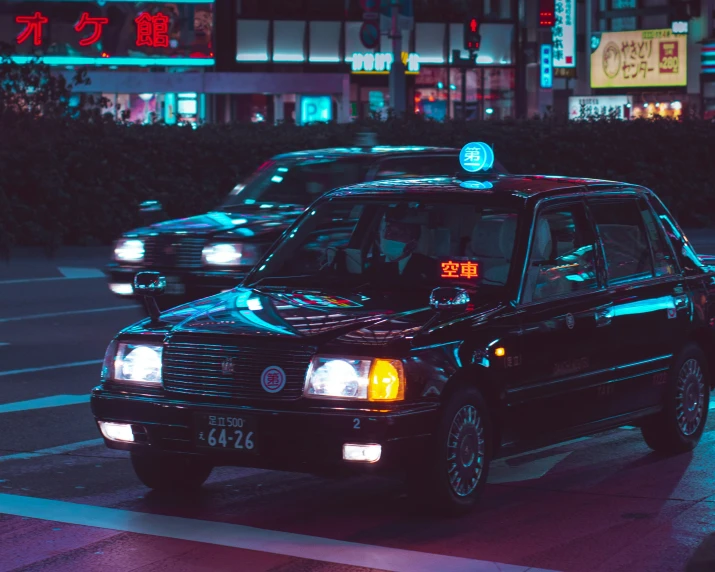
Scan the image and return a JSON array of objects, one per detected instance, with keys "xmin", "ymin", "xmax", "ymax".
[
  {"xmin": 221, "ymin": 158, "xmax": 367, "ymax": 209},
  {"xmin": 245, "ymin": 196, "xmax": 521, "ymax": 293}
]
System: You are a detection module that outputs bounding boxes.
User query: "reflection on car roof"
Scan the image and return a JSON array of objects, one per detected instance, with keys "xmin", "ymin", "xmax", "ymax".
[
  {"xmin": 272, "ymin": 146, "xmax": 459, "ymax": 160},
  {"xmin": 327, "ymin": 175, "xmax": 627, "ymax": 199}
]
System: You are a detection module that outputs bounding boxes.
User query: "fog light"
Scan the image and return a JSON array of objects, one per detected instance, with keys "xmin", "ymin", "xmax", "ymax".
[
  {"xmin": 99, "ymin": 421, "xmax": 134, "ymax": 442},
  {"xmin": 109, "ymin": 283, "xmax": 134, "ymax": 295},
  {"xmin": 343, "ymin": 443, "xmax": 381, "ymax": 463}
]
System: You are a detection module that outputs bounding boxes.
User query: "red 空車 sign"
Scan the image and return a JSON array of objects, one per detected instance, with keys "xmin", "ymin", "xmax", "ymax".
[{"xmin": 440, "ymin": 260, "xmax": 479, "ymax": 280}]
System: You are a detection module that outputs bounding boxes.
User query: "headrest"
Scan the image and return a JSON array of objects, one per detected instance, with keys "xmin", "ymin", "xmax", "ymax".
[
  {"xmin": 532, "ymin": 218, "xmax": 552, "ymax": 260},
  {"xmin": 470, "ymin": 215, "xmax": 518, "ymax": 259}
]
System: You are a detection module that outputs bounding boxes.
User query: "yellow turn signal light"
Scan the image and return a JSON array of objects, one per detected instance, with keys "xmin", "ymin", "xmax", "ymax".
[
  {"xmin": 495, "ymin": 347, "xmax": 506, "ymax": 357},
  {"xmin": 368, "ymin": 359, "xmax": 405, "ymax": 401}
]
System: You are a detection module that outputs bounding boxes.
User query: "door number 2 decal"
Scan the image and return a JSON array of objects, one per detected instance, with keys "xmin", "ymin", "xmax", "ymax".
[{"xmin": 353, "ymin": 418, "xmax": 360, "ymax": 429}]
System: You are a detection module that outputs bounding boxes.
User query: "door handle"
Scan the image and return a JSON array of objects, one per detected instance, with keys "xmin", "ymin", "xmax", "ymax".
[
  {"xmin": 595, "ymin": 303, "xmax": 614, "ymax": 326},
  {"xmin": 673, "ymin": 285, "xmax": 689, "ymax": 309}
]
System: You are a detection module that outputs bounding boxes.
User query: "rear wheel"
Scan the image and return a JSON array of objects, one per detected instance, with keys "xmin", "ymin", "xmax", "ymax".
[
  {"xmin": 131, "ymin": 452, "xmax": 213, "ymax": 491},
  {"xmin": 407, "ymin": 386, "xmax": 492, "ymax": 515},
  {"xmin": 641, "ymin": 343, "xmax": 709, "ymax": 454}
]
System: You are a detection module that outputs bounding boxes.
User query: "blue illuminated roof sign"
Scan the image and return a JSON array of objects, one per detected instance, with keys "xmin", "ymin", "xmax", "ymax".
[{"xmin": 459, "ymin": 142, "xmax": 495, "ymax": 173}]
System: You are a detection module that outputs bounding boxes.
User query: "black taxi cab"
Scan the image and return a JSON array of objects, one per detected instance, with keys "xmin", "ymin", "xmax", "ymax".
[
  {"xmin": 107, "ymin": 141, "xmax": 505, "ymax": 309},
  {"xmin": 91, "ymin": 143, "xmax": 715, "ymax": 514}
]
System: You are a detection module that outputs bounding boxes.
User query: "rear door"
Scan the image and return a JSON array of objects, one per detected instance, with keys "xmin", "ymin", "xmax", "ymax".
[
  {"xmin": 506, "ymin": 198, "xmax": 614, "ymax": 441},
  {"xmin": 585, "ymin": 193, "xmax": 687, "ymax": 417}
]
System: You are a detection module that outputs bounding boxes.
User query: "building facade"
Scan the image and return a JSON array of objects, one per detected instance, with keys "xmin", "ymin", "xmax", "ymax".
[{"xmin": 2, "ymin": 0, "xmax": 712, "ymax": 122}]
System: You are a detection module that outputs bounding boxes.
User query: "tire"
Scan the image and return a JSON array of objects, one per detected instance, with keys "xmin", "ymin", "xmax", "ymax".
[
  {"xmin": 641, "ymin": 343, "xmax": 710, "ymax": 454},
  {"xmin": 407, "ymin": 385, "xmax": 492, "ymax": 516},
  {"xmin": 131, "ymin": 452, "xmax": 213, "ymax": 491}
]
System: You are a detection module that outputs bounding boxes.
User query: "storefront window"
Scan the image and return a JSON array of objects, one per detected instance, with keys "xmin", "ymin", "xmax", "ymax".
[
  {"xmin": 483, "ymin": 68, "xmax": 514, "ymax": 119},
  {"xmin": 610, "ymin": 0, "xmax": 637, "ymax": 31},
  {"xmin": 236, "ymin": 19, "xmax": 269, "ymax": 61},
  {"xmin": 273, "ymin": 20, "xmax": 305, "ymax": 62},
  {"xmin": 309, "ymin": 21, "xmax": 340, "ymax": 63}
]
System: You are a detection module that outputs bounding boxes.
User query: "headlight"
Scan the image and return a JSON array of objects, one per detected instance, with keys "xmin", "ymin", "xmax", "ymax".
[
  {"xmin": 114, "ymin": 238, "xmax": 145, "ymax": 262},
  {"xmin": 202, "ymin": 243, "xmax": 262, "ymax": 266},
  {"xmin": 109, "ymin": 343, "xmax": 163, "ymax": 384},
  {"xmin": 304, "ymin": 357, "xmax": 405, "ymax": 401}
]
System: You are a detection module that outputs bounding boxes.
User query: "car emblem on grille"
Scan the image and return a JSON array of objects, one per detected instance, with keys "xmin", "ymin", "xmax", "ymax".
[
  {"xmin": 221, "ymin": 357, "xmax": 235, "ymax": 375},
  {"xmin": 164, "ymin": 243, "xmax": 179, "ymax": 255}
]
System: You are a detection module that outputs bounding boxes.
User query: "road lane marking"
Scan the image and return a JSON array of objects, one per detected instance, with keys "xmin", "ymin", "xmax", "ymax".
[
  {"xmin": 0, "ymin": 306, "xmax": 136, "ymax": 324},
  {"xmin": 57, "ymin": 267, "xmax": 105, "ymax": 279},
  {"xmin": 0, "ymin": 439, "xmax": 104, "ymax": 463},
  {"xmin": 0, "ymin": 360, "xmax": 102, "ymax": 377},
  {"xmin": 0, "ymin": 394, "xmax": 90, "ymax": 414},
  {"xmin": 0, "ymin": 276, "xmax": 105, "ymax": 285},
  {"xmin": 0, "ymin": 494, "xmax": 559, "ymax": 572}
]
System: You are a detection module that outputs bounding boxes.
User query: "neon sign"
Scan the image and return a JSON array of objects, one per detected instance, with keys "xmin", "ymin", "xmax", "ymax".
[
  {"xmin": 351, "ymin": 52, "xmax": 420, "ymax": 74},
  {"xmin": 74, "ymin": 13, "xmax": 109, "ymax": 47},
  {"xmin": 135, "ymin": 12, "xmax": 170, "ymax": 48},
  {"xmin": 7, "ymin": 4, "xmax": 214, "ymax": 66},
  {"xmin": 441, "ymin": 260, "xmax": 479, "ymax": 280},
  {"xmin": 16, "ymin": 12, "xmax": 47, "ymax": 46}
]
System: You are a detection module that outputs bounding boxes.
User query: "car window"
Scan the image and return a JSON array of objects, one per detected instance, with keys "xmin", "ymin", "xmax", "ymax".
[
  {"xmin": 373, "ymin": 156, "xmax": 456, "ymax": 179},
  {"xmin": 223, "ymin": 158, "xmax": 367, "ymax": 208},
  {"xmin": 647, "ymin": 193, "xmax": 703, "ymax": 274},
  {"xmin": 246, "ymin": 196, "xmax": 520, "ymax": 295},
  {"xmin": 637, "ymin": 198, "xmax": 677, "ymax": 277},
  {"xmin": 522, "ymin": 202, "xmax": 599, "ymax": 303},
  {"xmin": 588, "ymin": 198, "xmax": 654, "ymax": 284}
]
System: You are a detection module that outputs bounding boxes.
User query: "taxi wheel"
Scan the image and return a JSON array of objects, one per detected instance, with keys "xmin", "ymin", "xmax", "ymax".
[
  {"xmin": 130, "ymin": 452, "xmax": 213, "ymax": 491},
  {"xmin": 641, "ymin": 343, "xmax": 710, "ymax": 454},
  {"xmin": 407, "ymin": 386, "xmax": 492, "ymax": 516}
]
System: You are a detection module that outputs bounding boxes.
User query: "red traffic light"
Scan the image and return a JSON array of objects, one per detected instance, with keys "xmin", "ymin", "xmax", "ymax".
[{"xmin": 539, "ymin": 0, "xmax": 555, "ymax": 27}]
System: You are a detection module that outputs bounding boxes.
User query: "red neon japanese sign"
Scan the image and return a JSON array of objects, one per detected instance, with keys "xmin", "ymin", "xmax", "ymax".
[
  {"xmin": 135, "ymin": 12, "xmax": 170, "ymax": 48},
  {"xmin": 16, "ymin": 12, "xmax": 48, "ymax": 46},
  {"xmin": 74, "ymin": 12, "xmax": 109, "ymax": 47},
  {"xmin": 440, "ymin": 260, "xmax": 479, "ymax": 280},
  {"xmin": 14, "ymin": 10, "xmax": 175, "ymax": 51}
]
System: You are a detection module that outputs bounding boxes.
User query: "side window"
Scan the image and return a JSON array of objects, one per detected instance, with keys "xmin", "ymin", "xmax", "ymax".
[
  {"xmin": 522, "ymin": 203, "xmax": 599, "ymax": 303},
  {"xmin": 638, "ymin": 198, "xmax": 677, "ymax": 277},
  {"xmin": 588, "ymin": 198, "xmax": 653, "ymax": 284},
  {"xmin": 373, "ymin": 156, "xmax": 455, "ymax": 180}
]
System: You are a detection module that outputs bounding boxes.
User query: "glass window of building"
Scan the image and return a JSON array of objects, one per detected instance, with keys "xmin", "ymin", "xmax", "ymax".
[
  {"xmin": 415, "ymin": 23, "xmax": 446, "ymax": 64},
  {"xmin": 236, "ymin": 19, "xmax": 269, "ymax": 61},
  {"xmin": 273, "ymin": 20, "xmax": 306, "ymax": 62},
  {"xmin": 309, "ymin": 21, "xmax": 341, "ymax": 63}
]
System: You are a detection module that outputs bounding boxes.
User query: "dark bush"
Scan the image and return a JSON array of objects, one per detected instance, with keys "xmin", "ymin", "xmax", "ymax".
[{"xmin": 0, "ymin": 114, "xmax": 714, "ymax": 251}]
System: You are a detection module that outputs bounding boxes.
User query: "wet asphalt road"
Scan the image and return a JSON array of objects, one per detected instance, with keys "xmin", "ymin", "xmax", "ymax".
[{"xmin": 2, "ymin": 234, "xmax": 715, "ymax": 572}]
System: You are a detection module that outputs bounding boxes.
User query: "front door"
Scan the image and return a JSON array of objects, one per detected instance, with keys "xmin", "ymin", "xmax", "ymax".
[{"xmin": 505, "ymin": 199, "xmax": 613, "ymax": 444}]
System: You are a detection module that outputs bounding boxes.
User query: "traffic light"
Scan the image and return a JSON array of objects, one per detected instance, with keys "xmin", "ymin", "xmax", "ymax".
[
  {"xmin": 539, "ymin": 0, "xmax": 555, "ymax": 27},
  {"xmin": 464, "ymin": 17, "xmax": 481, "ymax": 51}
]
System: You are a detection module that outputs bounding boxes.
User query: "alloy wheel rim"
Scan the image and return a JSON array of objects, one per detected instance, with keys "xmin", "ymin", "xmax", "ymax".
[
  {"xmin": 676, "ymin": 358, "xmax": 705, "ymax": 436},
  {"xmin": 446, "ymin": 404, "xmax": 485, "ymax": 497}
]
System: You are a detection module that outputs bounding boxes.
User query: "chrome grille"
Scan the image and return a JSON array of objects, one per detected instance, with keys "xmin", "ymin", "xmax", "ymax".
[
  {"xmin": 162, "ymin": 340, "xmax": 315, "ymax": 399},
  {"xmin": 143, "ymin": 236, "xmax": 205, "ymax": 268}
]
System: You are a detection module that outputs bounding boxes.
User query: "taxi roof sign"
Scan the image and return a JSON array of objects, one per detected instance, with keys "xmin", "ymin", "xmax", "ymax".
[{"xmin": 459, "ymin": 142, "xmax": 495, "ymax": 173}]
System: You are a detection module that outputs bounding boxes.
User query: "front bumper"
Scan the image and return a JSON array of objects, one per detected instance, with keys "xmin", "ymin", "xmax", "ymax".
[
  {"xmin": 106, "ymin": 264, "xmax": 247, "ymax": 302},
  {"xmin": 90, "ymin": 388, "xmax": 438, "ymax": 475}
]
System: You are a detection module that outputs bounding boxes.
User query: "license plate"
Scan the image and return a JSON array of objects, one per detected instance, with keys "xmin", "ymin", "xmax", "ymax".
[
  {"xmin": 164, "ymin": 276, "xmax": 185, "ymax": 295},
  {"xmin": 194, "ymin": 413, "xmax": 258, "ymax": 453}
]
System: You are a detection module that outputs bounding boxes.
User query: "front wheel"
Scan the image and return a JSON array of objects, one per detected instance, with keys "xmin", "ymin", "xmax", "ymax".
[
  {"xmin": 131, "ymin": 452, "xmax": 213, "ymax": 491},
  {"xmin": 407, "ymin": 386, "xmax": 492, "ymax": 515},
  {"xmin": 641, "ymin": 343, "xmax": 710, "ymax": 454}
]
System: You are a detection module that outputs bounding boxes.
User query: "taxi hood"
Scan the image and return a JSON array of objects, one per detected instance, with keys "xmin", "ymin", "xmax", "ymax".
[
  {"xmin": 128, "ymin": 207, "xmax": 304, "ymax": 240},
  {"xmin": 126, "ymin": 287, "xmax": 503, "ymax": 348}
]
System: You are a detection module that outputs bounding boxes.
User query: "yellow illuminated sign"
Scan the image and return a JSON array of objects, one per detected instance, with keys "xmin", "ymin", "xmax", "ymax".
[
  {"xmin": 590, "ymin": 28, "xmax": 687, "ymax": 88},
  {"xmin": 351, "ymin": 51, "xmax": 419, "ymax": 75}
]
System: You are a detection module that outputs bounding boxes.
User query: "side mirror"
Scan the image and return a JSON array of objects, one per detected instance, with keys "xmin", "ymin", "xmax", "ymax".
[
  {"xmin": 134, "ymin": 271, "xmax": 165, "ymax": 323},
  {"xmin": 429, "ymin": 286, "xmax": 470, "ymax": 311}
]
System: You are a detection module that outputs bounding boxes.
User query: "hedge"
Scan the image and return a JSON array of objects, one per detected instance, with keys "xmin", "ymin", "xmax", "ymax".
[{"xmin": 1, "ymin": 114, "xmax": 714, "ymax": 253}]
